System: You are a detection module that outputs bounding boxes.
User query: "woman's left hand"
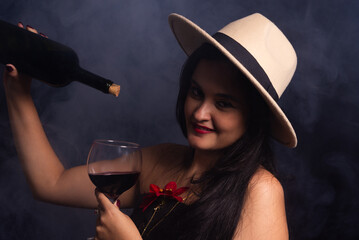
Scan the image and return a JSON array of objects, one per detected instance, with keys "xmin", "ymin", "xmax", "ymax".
[{"xmin": 95, "ymin": 189, "xmax": 142, "ymax": 240}]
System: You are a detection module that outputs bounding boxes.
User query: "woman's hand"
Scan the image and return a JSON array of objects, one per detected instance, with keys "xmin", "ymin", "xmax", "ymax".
[
  {"xmin": 3, "ymin": 22, "xmax": 47, "ymax": 99},
  {"xmin": 3, "ymin": 63, "xmax": 32, "ymax": 100},
  {"xmin": 95, "ymin": 189, "xmax": 142, "ymax": 240},
  {"xmin": 18, "ymin": 22, "xmax": 48, "ymax": 38}
]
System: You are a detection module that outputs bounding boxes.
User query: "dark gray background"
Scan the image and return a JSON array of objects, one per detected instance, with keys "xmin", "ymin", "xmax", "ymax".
[{"xmin": 1, "ymin": 0, "xmax": 358, "ymax": 239}]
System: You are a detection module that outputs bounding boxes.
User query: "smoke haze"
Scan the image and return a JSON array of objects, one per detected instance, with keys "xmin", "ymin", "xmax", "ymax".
[{"xmin": 0, "ymin": 0, "xmax": 358, "ymax": 239}]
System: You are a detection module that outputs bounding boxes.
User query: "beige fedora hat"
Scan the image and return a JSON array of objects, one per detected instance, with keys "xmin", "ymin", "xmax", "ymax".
[{"xmin": 168, "ymin": 13, "xmax": 297, "ymax": 148}]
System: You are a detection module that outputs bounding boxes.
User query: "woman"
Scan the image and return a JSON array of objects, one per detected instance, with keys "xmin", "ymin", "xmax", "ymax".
[{"xmin": 3, "ymin": 13, "xmax": 297, "ymax": 239}]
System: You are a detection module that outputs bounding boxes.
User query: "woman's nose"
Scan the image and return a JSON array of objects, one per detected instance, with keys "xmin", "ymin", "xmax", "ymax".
[{"xmin": 193, "ymin": 101, "xmax": 211, "ymax": 122}]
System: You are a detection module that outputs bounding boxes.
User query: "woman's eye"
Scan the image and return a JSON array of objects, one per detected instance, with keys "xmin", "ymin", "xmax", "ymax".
[
  {"xmin": 190, "ymin": 86, "xmax": 202, "ymax": 98},
  {"xmin": 216, "ymin": 101, "xmax": 234, "ymax": 108}
]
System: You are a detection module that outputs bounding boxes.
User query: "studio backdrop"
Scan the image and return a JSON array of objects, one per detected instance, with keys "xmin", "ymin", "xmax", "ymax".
[{"xmin": 0, "ymin": 0, "xmax": 358, "ymax": 239}]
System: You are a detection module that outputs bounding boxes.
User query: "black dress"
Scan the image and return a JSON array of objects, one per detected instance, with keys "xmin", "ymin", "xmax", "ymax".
[{"xmin": 131, "ymin": 195, "xmax": 192, "ymax": 240}]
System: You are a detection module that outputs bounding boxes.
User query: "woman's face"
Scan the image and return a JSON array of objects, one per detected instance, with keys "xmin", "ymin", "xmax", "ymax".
[{"xmin": 184, "ymin": 59, "xmax": 250, "ymax": 151}]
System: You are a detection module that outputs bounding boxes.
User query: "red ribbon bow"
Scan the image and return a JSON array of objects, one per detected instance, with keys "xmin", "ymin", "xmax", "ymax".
[{"xmin": 140, "ymin": 181, "xmax": 189, "ymax": 212}]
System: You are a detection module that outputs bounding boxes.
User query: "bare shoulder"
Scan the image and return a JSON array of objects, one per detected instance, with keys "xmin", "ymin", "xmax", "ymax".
[
  {"xmin": 234, "ymin": 168, "xmax": 288, "ymax": 240},
  {"xmin": 247, "ymin": 167, "xmax": 284, "ymax": 200}
]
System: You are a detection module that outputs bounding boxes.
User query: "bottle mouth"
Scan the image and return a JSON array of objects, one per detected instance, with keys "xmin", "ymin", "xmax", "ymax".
[{"xmin": 108, "ymin": 83, "xmax": 121, "ymax": 97}]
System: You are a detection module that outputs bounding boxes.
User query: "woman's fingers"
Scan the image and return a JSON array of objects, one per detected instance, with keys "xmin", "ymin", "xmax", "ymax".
[
  {"xmin": 94, "ymin": 189, "xmax": 141, "ymax": 240},
  {"xmin": 17, "ymin": 22, "xmax": 48, "ymax": 38},
  {"xmin": 4, "ymin": 64, "xmax": 19, "ymax": 78},
  {"xmin": 26, "ymin": 25, "xmax": 38, "ymax": 34},
  {"xmin": 39, "ymin": 33, "xmax": 48, "ymax": 38},
  {"xmin": 3, "ymin": 64, "xmax": 15, "ymax": 86},
  {"xmin": 4, "ymin": 63, "xmax": 30, "ymax": 82},
  {"xmin": 5, "ymin": 64, "xmax": 14, "ymax": 73},
  {"xmin": 3, "ymin": 63, "xmax": 32, "ymax": 95},
  {"xmin": 95, "ymin": 189, "xmax": 115, "ymax": 212}
]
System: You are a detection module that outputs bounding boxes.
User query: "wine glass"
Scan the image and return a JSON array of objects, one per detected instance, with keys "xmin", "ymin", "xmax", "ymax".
[
  {"xmin": 86, "ymin": 140, "xmax": 141, "ymax": 239},
  {"xmin": 87, "ymin": 140, "xmax": 142, "ymax": 203}
]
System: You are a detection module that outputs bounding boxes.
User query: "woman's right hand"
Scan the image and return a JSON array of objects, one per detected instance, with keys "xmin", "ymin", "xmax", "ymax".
[
  {"xmin": 3, "ymin": 23, "xmax": 47, "ymax": 99},
  {"xmin": 3, "ymin": 63, "xmax": 32, "ymax": 100}
]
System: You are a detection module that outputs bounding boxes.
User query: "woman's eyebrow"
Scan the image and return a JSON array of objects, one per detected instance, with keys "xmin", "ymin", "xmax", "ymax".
[
  {"xmin": 190, "ymin": 79, "xmax": 201, "ymax": 87},
  {"xmin": 216, "ymin": 93, "xmax": 239, "ymax": 102},
  {"xmin": 191, "ymin": 79, "xmax": 239, "ymax": 102}
]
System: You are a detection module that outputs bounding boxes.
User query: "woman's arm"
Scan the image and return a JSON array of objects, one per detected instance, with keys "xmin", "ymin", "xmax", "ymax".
[
  {"xmin": 234, "ymin": 168, "xmax": 289, "ymax": 240},
  {"xmin": 4, "ymin": 63, "xmax": 100, "ymax": 208},
  {"xmin": 2, "ymin": 23, "xmax": 143, "ymax": 209},
  {"xmin": 4, "ymin": 62, "xmax": 141, "ymax": 209}
]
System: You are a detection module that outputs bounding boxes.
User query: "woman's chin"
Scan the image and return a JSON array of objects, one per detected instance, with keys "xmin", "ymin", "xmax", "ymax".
[
  {"xmin": 187, "ymin": 136, "xmax": 217, "ymax": 151},
  {"xmin": 187, "ymin": 135, "xmax": 237, "ymax": 152}
]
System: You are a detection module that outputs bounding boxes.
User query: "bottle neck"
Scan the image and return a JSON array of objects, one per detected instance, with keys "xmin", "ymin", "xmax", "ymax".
[{"xmin": 72, "ymin": 67, "xmax": 113, "ymax": 94}]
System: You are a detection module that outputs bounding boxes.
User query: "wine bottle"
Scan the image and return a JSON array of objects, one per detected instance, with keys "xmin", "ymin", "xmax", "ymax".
[{"xmin": 0, "ymin": 19, "xmax": 120, "ymax": 97}]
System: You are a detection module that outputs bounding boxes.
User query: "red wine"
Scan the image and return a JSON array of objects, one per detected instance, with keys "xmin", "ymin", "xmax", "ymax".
[
  {"xmin": 89, "ymin": 171, "xmax": 140, "ymax": 200},
  {"xmin": 0, "ymin": 19, "xmax": 120, "ymax": 96}
]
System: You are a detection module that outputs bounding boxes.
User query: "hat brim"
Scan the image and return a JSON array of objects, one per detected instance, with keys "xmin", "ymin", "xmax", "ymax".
[{"xmin": 169, "ymin": 13, "xmax": 297, "ymax": 148}]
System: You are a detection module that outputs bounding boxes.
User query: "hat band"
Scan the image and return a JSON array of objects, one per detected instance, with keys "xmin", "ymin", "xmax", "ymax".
[{"xmin": 212, "ymin": 32, "xmax": 279, "ymax": 101}]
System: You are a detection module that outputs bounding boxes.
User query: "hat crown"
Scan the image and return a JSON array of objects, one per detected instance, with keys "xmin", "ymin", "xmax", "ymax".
[{"xmin": 218, "ymin": 13, "xmax": 297, "ymax": 98}]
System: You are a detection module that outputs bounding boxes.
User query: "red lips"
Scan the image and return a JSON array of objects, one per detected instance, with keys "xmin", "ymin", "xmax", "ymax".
[{"xmin": 192, "ymin": 123, "xmax": 215, "ymax": 134}]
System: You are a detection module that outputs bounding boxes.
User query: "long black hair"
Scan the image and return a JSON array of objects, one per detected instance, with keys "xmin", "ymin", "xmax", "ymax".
[{"xmin": 176, "ymin": 43, "xmax": 276, "ymax": 239}]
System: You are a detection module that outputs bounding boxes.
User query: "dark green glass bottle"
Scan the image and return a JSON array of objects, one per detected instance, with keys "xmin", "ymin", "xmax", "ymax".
[{"xmin": 0, "ymin": 19, "xmax": 120, "ymax": 96}]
